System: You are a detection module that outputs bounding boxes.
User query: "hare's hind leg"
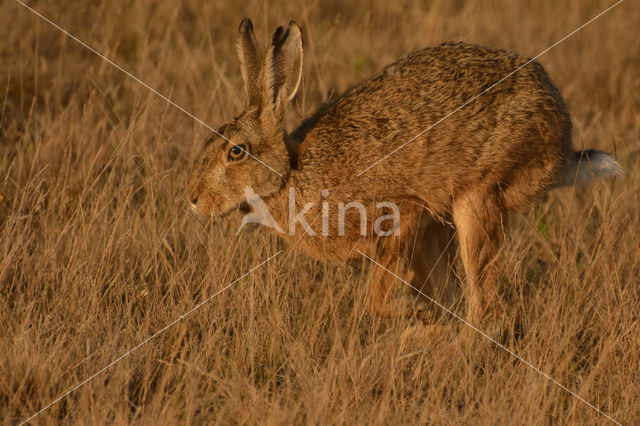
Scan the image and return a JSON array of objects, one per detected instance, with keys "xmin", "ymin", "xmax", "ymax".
[{"xmin": 452, "ymin": 187, "xmax": 505, "ymax": 329}]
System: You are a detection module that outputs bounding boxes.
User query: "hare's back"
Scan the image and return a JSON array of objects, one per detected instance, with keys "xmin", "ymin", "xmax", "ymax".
[
  {"xmin": 297, "ymin": 41, "xmax": 570, "ymax": 196},
  {"xmin": 329, "ymin": 41, "xmax": 562, "ymax": 128}
]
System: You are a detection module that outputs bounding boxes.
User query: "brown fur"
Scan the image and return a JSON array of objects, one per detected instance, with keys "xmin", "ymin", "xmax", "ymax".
[{"xmin": 188, "ymin": 19, "xmax": 621, "ymax": 328}]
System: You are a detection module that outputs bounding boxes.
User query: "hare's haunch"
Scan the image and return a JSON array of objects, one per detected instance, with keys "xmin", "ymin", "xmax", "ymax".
[{"xmin": 188, "ymin": 19, "xmax": 622, "ymax": 328}]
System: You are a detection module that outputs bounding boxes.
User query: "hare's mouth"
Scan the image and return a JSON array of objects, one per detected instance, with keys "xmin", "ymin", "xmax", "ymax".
[
  {"xmin": 188, "ymin": 198, "xmax": 222, "ymax": 219},
  {"xmin": 217, "ymin": 202, "xmax": 246, "ymax": 219},
  {"xmin": 189, "ymin": 203, "xmax": 199, "ymax": 215},
  {"xmin": 189, "ymin": 196, "xmax": 249, "ymax": 221}
]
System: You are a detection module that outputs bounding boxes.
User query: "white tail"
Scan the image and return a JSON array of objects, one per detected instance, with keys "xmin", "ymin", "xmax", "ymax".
[{"xmin": 561, "ymin": 150, "xmax": 623, "ymax": 187}]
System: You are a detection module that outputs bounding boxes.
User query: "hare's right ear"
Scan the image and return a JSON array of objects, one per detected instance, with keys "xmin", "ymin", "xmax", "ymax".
[
  {"xmin": 237, "ymin": 18, "xmax": 262, "ymax": 106},
  {"xmin": 259, "ymin": 21, "xmax": 303, "ymax": 116}
]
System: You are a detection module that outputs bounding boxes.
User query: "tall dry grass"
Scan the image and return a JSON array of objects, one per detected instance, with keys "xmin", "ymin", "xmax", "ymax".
[{"xmin": 1, "ymin": 0, "xmax": 639, "ymax": 424}]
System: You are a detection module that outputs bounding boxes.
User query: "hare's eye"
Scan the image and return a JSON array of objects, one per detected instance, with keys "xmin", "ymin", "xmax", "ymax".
[{"xmin": 228, "ymin": 144, "xmax": 247, "ymax": 161}]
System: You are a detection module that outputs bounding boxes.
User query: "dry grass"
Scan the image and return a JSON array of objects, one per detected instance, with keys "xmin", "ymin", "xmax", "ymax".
[{"xmin": 1, "ymin": 0, "xmax": 639, "ymax": 424}]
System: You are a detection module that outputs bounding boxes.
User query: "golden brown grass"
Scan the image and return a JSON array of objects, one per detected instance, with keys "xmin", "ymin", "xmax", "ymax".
[{"xmin": 1, "ymin": 0, "xmax": 639, "ymax": 424}]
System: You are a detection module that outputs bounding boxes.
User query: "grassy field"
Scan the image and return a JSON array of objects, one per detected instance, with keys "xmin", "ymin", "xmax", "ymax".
[{"xmin": 1, "ymin": 0, "xmax": 639, "ymax": 424}]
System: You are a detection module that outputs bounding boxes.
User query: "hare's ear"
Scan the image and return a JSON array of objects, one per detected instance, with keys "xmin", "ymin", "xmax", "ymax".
[
  {"xmin": 237, "ymin": 18, "xmax": 262, "ymax": 106},
  {"xmin": 260, "ymin": 21, "xmax": 303, "ymax": 115}
]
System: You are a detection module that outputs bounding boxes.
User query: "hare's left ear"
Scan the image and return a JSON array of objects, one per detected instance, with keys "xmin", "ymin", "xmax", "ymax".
[
  {"xmin": 259, "ymin": 21, "xmax": 303, "ymax": 115},
  {"xmin": 237, "ymin": 18, "xmax": 262, "ymax": 106}
]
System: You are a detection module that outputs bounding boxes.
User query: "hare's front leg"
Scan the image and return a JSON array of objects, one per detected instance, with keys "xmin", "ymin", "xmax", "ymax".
[
  {"xmin": 365, "ymin": 236, "xmax": 424, "ymax": 319},
  {"xmin": 452, "ymin": 188, "xmax": 505, "ymax": 328},
  {"xmin": 410, "ymin": 218, "xmax": 459, "ymax": 314}
]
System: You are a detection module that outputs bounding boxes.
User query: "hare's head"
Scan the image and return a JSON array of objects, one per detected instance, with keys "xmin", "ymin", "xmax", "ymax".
[{"xmin": 188, "ymin": 19, "xmax": 303, "ymax": 218}]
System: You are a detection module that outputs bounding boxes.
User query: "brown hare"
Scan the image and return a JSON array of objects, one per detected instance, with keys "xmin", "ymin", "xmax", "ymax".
[{"xmin": 188, "ymin": 19, "xmax": 622, "ymax": 329}]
